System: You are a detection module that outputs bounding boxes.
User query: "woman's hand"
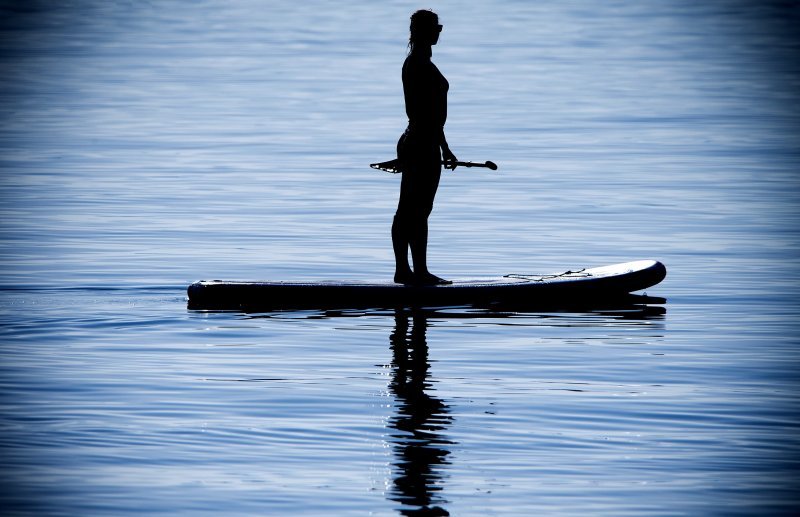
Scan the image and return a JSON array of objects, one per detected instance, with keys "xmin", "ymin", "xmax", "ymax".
[{"xmin": 442, "ymin": 146, "xmax": 458, "ymax": 170}]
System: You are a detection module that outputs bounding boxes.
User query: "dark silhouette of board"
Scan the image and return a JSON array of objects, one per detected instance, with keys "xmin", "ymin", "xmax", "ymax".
[{"xmin": 187, "ymin": 260, "xmax": 667, "ymax": 311}]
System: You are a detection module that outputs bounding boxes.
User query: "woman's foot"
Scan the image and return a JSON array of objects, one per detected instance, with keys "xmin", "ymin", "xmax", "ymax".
[
  {"xmin": 394, "ymin": 269, "xmax": 416, "ymax": 285},
  {"xmin": 415, "ymin": 272, "xmax": 452, "ymax": 285}
]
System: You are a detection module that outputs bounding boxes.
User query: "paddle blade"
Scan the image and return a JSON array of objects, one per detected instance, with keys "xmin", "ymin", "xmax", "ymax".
[{"xmin": 370, "ymin": 159, "xmax": 402, "ymax": 173}]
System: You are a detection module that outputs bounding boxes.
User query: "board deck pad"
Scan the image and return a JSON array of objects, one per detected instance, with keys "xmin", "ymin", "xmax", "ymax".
[{"xmin": 188, "ymin": 260, "xmax": 666, "ymax": 311}]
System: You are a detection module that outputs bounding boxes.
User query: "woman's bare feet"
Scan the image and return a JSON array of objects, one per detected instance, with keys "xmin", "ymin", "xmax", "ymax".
[
  {"xmin": 415, "ymin": 272, "xmax": 452, "ymax": 285},
  {"xmin": 395, "ymin": 270, "xmax": 451, "ymax": 286}
]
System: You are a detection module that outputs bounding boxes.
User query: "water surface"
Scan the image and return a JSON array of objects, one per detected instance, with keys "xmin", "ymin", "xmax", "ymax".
[{"xmin": 1, "ymin": 1, "xmax": 799, "ymax": 515}]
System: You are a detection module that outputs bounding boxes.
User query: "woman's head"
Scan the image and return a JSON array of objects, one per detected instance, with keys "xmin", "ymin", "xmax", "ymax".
[{"xmin": 409, "ymin": 9, "xmax": 441, "ymax": 51}]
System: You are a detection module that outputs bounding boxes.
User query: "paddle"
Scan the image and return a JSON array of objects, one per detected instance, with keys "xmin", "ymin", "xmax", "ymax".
[{"xmin": 370, "ymin": 158, "xmax": 498, "ymax": 173}]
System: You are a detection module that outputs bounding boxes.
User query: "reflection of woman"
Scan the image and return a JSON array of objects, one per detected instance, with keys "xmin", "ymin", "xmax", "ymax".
[
  {"xmin": 393, "ymin": 9, "xmax": 457, "ymax": 286},
  {"xmin": 388, "ymin": 309, "xmax": 453, "ymax": 516}
]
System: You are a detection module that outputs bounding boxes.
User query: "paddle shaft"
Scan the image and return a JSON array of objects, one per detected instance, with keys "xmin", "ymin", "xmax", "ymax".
[{"xmin": 448, "ymin": 160, "xmax": 497, "ymax": 170}]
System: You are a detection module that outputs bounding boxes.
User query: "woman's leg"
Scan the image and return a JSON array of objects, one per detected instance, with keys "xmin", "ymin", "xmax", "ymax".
[
  {"xmin": 392, "ymin": 213, "xmax": 414, "ymax": 284},
  {"xmin": 394, "ymin": 173, "xmax": 438, "ymax": 285},
  {"xmin": 393, "ymin": 133, "xmax": 415, "ymax": 284},
  {"xmin": 408, "ymin": 169, "xmax": 449, "ymax": 284},
  {"xmin": 393, "ymin": 165, "xmax": 416, "ymax": 284}
]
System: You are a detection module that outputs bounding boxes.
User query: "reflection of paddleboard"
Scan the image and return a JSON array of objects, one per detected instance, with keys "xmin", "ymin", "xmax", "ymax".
[{"xmin": 187, "ymin": 260, "xmax": 666, "ymax": 311}]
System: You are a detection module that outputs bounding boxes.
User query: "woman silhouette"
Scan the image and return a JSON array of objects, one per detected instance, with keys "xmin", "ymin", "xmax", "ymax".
[{"xmin": 393, "ymin": 9, "xmax": 457, "ymax": 286}]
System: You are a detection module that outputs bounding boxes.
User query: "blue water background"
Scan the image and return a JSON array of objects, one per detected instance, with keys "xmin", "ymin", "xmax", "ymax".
[{"xmin": 1, "ymin": 1, "xmax": 799, "ymax": 515}]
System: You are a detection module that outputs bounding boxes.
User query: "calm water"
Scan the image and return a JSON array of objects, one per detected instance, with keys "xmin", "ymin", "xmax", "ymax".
[{"xmin": 2, "ymin": 1, "xmax": 799, "ymax": 515}]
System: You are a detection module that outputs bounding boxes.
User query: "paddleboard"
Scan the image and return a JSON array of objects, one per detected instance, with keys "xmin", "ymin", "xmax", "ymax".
[{"xmin": 187, "ymin": 259, "xmax": 666, "ymax": 311}]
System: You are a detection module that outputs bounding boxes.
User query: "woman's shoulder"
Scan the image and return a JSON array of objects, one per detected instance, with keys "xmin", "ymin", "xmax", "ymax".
[{"xmin": 403, "ymin": 53, "xmax": 433, "ymax": 75}]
